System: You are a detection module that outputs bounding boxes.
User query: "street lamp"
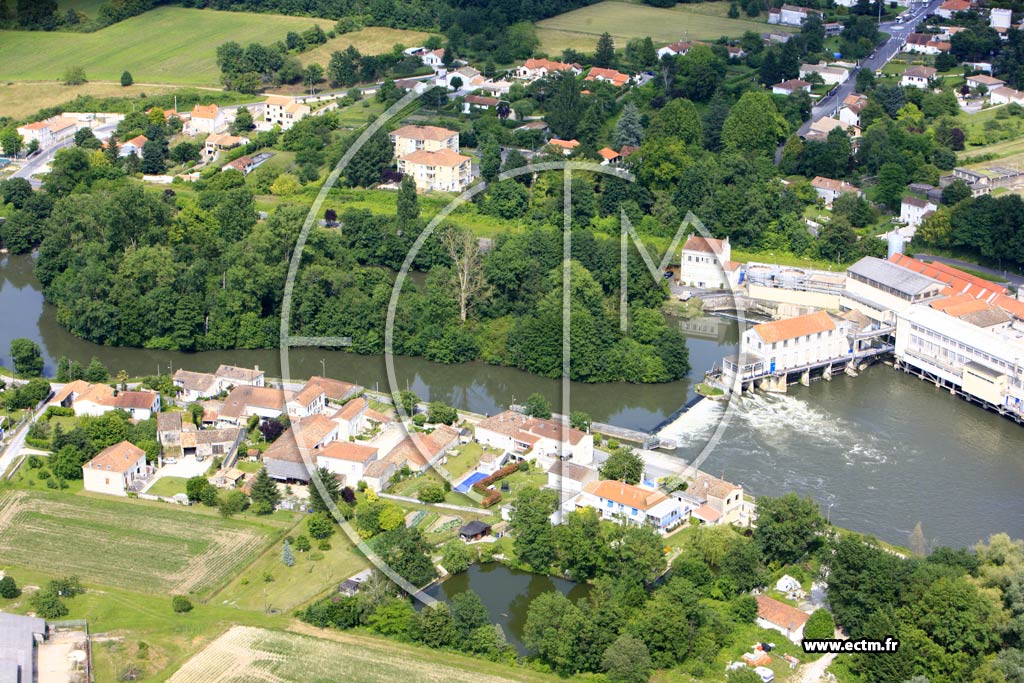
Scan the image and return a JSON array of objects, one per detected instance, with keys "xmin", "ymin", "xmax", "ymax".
[
  {"xmin": 827, "ymin": 502, "xmax": 834, "ymax": 524},
  {"xmin": 320, "ymin": 358, "xmax": 326, "ymax": 377}
]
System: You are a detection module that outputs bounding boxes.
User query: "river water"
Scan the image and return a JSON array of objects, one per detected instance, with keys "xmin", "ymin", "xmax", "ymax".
[{"xmin": 2, "ymin": 253, "xmax": 1022, "ymax": 548}]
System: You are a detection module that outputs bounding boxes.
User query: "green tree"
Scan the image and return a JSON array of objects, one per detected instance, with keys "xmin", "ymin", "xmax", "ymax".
[
  {"xmin": 30, "ymin": 588, "xmax": 68, "ymax": 619},
  {"xmin": 602, "ymin": 633, "xmax": 652, "ymax": 683},
  {"xmin": 511, "ymin": 487, "xmax": 559, "ymax": 571},
  {"xmin": 282, "ymin": 540, "xmax": 295, "ymax": 566},
  {"xmin": 556, "ymin": 507, "xmax": 604, "ymax": 580},
  {"xmin": 754, "ymin": 493, "xmax": 825, "ymax": 564},
  {"xmin": 307, "ymin": 511, "xmax": 335, "ymax": 539},
  {"xmin": 120, "ymin": 71, "xmax": 133, "ymax": 87},
  {"xmin": 140, "ymin": 140, "xmax": 165, "ymax": 175},
  {"xmin": 450, "ymin": 590, "xmax": 490, "ymax": 639},
  {"xmin": 231, "ymin": 107, "xmax": 254, "ymax": 134},
  {"xmin": 524, "ymin": 591, "xmax": 596, "ymax": 675},
  {"xmin": 396, "ymin": 390, "xmax": 418, "ymax": 416},
  {"xmin": 0, "ymin": 575, "xmax": 18, "ymax": 599},
  {"xmin": 523, "ymin": 393, "xmax": 552, "ymax": 418},
  {"xmin": 721, "ymin": 91, "xmax": 787, "ymax": 157},
  {"xmin": 9, "ymin": 338, "xmax": 44, "ymax": 376},
  {"xmin": 804, "ymin": 608, "xmax": 836, "ymax": 640},
  {"xmin": 171, "ymin": 595, "xmax": 193, "ymax": 613},
  {"xmin": 378, "ymin": 526, "xmax": 436, "ymax": 586},
  {"xmin": 417, "ymin": 603, "xmax": 458, "ymax": 648},
  {"xmin": 308, "ymin": 466, "xmax": 341, "ymax": 514},
  {"xmin": 417, "ymin": 483, "xmax": 445, "ymax": 503},
  {"xmin": 427, "ymin": 401, "xmax": 457, "ymax": 425},
  {"xmin": 569, "ymin": 411, "xmax": 591, "ymax": 431},
  {"xmin": 595, "ymin": 32, "xmax": 615, "ymax": 68},
  {"xmin": 62, "ymin": 66, "xmax": 87, "ymax": 86},
  {"xmin": 480, "ymin": 137, "xmax": 502, "ymax": 183},
  {"xmin": 249, "ymin": 467, "xmax": 280, "ymax": 513},
  {"xmin": 441, "ymin": 538, "xmax": 473, "ymax": 574},
  {"xmin": 83, "ymin": 357, "xmax": 108, "ymax": 382},
  {"xmin": 396, "ymin": 175, "xmax": 419, "ymax": 223},
  {"xmin": 615, "ymin": 103, "xmax": 643, "ymax": 148},
  {"xmin": 599, "ymin": 446, "xmax": 644, "ymax": 484},
  {"xmin": 0, "ymin": 129, "xmax": 23, "ymax": 157},
  {"xmin": 818, "ymin": 216, "xmax": 857, "ymax": 263},
  {"xmin": 877, "ymin": 162, "xmax": 908, "ymax": 211},
  {"xmin": 345, "ymin": 128, "xmax": 391, "ymax": 187},
  {"xmin": 546, "ymin": 72, "xmax": 583, "ymax": 140}
]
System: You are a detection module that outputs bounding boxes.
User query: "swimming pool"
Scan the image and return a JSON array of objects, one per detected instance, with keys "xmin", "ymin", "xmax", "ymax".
[{"xmin": 454, "ymin": 471, "xmax": 489, "ymax": 494}]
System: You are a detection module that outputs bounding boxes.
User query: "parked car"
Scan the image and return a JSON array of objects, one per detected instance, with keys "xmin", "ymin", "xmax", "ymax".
[
  {"xmin": 678, "ymin": 292, "xmax": 693, "ymax": 301},
  {"xmin": 163, "ymin": 457, "xmax": 177, "ymax": 465}
]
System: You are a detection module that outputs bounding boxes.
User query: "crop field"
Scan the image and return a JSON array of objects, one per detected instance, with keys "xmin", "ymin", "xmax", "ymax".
[
  {"xmin": 169, "ymin": 625, "xmax": 569, "ymax": 683},
  {"xmin": 0, "ymin": 7, "xmax": 337, "ymax": 86},
  {"xmin": 0, "ymin": 490, "xmax": 273, "ymax": 595},
  {"xmin": 0, "ymin": 81, "xmax": 181, "ymax": 120},
  {"xmin": 536, "ymin": 1, "xmax": 791, "ymax": 53}
]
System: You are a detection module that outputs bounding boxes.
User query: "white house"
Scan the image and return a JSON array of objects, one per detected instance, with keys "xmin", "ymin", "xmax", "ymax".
[
  {"xmin": 286, "ymin": 384, "xmax": 326, "ymax": 418},
  {"xmin": 172, "ymin": 369, "xmax": 220, "ymax": 402},
  {"xmin": 331, "ymin": 396, "xmax": 369, "ymax": 440},
  {"xmin": 900, "ymin": 196, "xmax": 938, "ymax": 227},
  {"xmin": 991, "ymin": 7, "xmax": 1012, "ymax": 28},
  {"xmin": 475, "ymin": 410, "xmax": 595, "ymax": 465},
  {"xmin": 936, "ymin": 0, "xmax": 971, "ymax": 19},
  {"xmin": 657, "ymin": 40, "xmax": 694, "ymax": 59},
  {"xmin": 799, "ymin": 63, "xmax": 849, "ymax": 86},
  {"xmin": 573, "ymin": 479, "xmax": 686, "ymax": 530},
  {"xmin": 768, "ymin": 4, "xmax": 822, "ymax": 26},
  {"xmin": 514, "ymin": 58, "xmax": 581, "ymax": 82},
  {"xmin": 679, "ymin": 235, "xmax": 741, "ymax": 290},
  {"xmin": 546, "ymin": 460, "xmax": 599, "ymax": 495},
  {"xmin": 50, "ymin": 380, "xmax": 161, "ymax": 420},
  {"xmin": 966, "ymin": 74, "xmax": 1006, "ymax": 91},
  {"xmin": 185, "ymin": 104, "xmax": 227, "ymax": 136},
  {"xmin": 16, "ymin": 116, "xmax": 79, "ymax": 150},
  {"xmin": 119, "ymin": 134, "xmax": 148, "ymax": 157},
  {"xmin": 82, "ymin": 441, "xmax": 150, "ymax": 496},
  {"xmin": 839, "ymin": 93, "xmax": 868, "ymax": 128},
  {"xmin": 811, "ymin": 176, "xmax": 862, "ymax": 207},
  {"xmin": 901, "ymin": 66, "xmax": 937, "ymax": 89},
  {"xmin": 990, "ymin": 86, "xmax": 1024, "ymax": 106},
  {"xmin": 214, "ymin": 364, "xmax": 265, "ymax": 390},
  {"xmin": 217, "ymin": 385, "xmax": 287, "ymax": 426},
  {"xmin": 756, "ymin": 594, "xmax": 810, "ymax": 644},
  {"xmin": 772, "ymin": 79, "xmax": 812, "ymax": 95},
  {"xmin": 316, "ymin": 441, "xmax": 379, "ymax": 487},
  {"xmin": 776, "ymin": 575, "xmax": 802, "ymax": 593}
]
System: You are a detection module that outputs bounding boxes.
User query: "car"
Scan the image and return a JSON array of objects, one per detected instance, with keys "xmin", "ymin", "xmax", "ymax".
[
  {"xmin": 678, "ymin": 292, "xmax": 693, "ymax": 301},
  {"xmin": 163, "ymin": 457, "xmax": 177, "ymax": 464},
  {"xmin": 754, "ymin": 666, "xmax": 775, "ymax": 683}
]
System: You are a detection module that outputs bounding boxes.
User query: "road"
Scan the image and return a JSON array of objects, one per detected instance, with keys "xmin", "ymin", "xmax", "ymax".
[
  {"xmin": 12, "ymin": 122, "xmax": 119, "ymax": 188},
  {"xmin": 0, "ymin": 395, "xmax": 52, "ymax": 478},
  {"xmin": 796, "ymin": 0, "xmax": 944, "ymax": 138},
  {"xmin": 913, "ymin": 252, "xmax": 1024, "ymax": 287}
]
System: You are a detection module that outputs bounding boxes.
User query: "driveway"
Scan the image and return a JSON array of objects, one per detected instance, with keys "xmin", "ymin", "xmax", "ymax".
[{"xmin": 142, "ymin": 455, "xmax": 211, "ymax": 492}]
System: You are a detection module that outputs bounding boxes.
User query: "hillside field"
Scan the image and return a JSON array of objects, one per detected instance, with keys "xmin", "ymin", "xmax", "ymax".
[
  {"xmin": 536, "ymin": 1, "xmax": 792, "ymax": 53},
  {"xmin": 0, "ymin": 489, "xmax": 278, "ymax": 596},
  {"xmin": 0, "ymin": 81, "xmax": 182, "ymax": 120},
  {"xmin": 0, "ymin": 7, "xmax": 419, "ymax": 87}
]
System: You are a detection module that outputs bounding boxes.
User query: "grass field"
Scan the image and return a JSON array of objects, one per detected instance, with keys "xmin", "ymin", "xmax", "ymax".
[
  {"xmin": 298, "ymin": 27, "xmax": 437, "ymax": 67},
  {"xmin": 169, "ymin": 625, "xmax": 574, "ymax": 683},
  {"xmin": 0, "ymin": 489, "xmax": 278, "ymax": 595},
  {"xmin": 0, "ymin": 81, "xmax": 181, "ymax": 119},
  {"xmin": 536, "ymin": 1, "xmax": 790, "ymax": 53},
  {"xmin": 0, "ymin": 7, "xmax": 333, "ymax": 86}
]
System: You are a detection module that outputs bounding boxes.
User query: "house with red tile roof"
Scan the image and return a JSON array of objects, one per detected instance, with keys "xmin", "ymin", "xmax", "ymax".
[
  {"xmin": 680, "ymin": 235, "xmax": 741, "ymax": 289},
  {"xmin": 756, "ymin": 594, "xmax": 810, "ymax": 643},
  {"xmin": 83, "ymin": 441, "xmax": 150, "ymax": 496},
  {"xmin": 185, "ymin": 103, "xmax": 227, "ymax": 136},
  {"xmin": 575, "ymin": 479, "xmax": 685, "ymax": 530},
  {"xmin": 585, "ymin": 67, "xmax": 630, "ymax": 87},
  {"xmin": 548, "ymin": 138, "xmax": 580, "ymax": 155},
  {"xmin": 514, "ymin": 58, "xmax": 581, "ymax": 82},
  {"xmin": 476, "ymin": 410, "xmax": 594, "ymax": 465}
]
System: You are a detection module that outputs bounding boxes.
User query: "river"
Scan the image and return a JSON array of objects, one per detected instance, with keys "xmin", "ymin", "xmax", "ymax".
[{"xmin": 2, "ymin": 253, "xmax": 1023, "ymax": 548}]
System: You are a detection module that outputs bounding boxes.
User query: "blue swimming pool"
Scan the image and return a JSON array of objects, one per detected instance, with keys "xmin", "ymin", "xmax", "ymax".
[{"xmin": 454, "ymin": 471, "xmax": 488, "ymax": 494}]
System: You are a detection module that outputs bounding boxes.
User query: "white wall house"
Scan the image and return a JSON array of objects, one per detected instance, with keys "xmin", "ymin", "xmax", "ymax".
[
  {"xmin": 679, "ymin": 235, "xmax": 741, "ymax": 289},
  {"xmin": 316, "ymin": 441, "xmax": 379, "ymax": 487},
  {"xmin": 574, "ymin": 480, "xmax": 686, "ymax": 530},
  {"xmin": 799, "ymin": 64, "xmax": 849, "ymax": 85},
  {"xmin": 756, "ymin": 595, "xmax": 810, "ymax": 644},
  {"xmin": 475, "ymin": 410, "xmax": 595, "ymax": 465},
  {"xmin": 82, "ymin": 441, "xmax": 149, "ymax": 496},
  {"xmin": 900, "ymin": 196, "xmax": 938, "ymax": 227},
  {"xmin": 901, "ymin": 66, "xmax": 937, "ymax": 88}
]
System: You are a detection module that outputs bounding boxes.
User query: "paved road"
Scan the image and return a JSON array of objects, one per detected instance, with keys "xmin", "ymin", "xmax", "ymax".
[
  {"xmin": 796, "ymin": 0, "xmax": 944, "ymax": 137},
  {"xmin": 0, "ymin": 396, "xmax": 51, "ymax": 478},
  {"xmin": 12, "ymin": 123, "xmax": 119, "ymax": 188},
  {"xmin": 913, "ymin": 252, "xmax": 1024, "ymax": 287}
]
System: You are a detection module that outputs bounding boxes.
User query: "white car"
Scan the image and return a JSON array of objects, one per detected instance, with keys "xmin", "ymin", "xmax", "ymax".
[
  {"xmin": 754, "ymin": 666, "xmax": 775, "ymax": 683},
  {"xmin": 163, "ymin": 457, "xmax": 177, "ymax": 465}
]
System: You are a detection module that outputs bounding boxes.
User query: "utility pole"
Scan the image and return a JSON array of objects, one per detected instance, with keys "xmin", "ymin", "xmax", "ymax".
[{"xmin": 320, "ymin": 358, "xmax": 326, "ymax": 377}]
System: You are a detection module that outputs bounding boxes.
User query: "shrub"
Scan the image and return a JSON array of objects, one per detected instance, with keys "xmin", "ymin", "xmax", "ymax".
[
  {"xmin": 0, "ymin": 575, "xmax": 18, "ymax": 599},
  {"xmin": 171, "ymin": 596, "xmax": 193, "ymax": 613},
  {"xmin": 417, "ymin": 484, "xmax": 445, "ymax": 504},
  {"xmin": 804, "ymin": 608, "xmax": 835, "ymax": 640}
]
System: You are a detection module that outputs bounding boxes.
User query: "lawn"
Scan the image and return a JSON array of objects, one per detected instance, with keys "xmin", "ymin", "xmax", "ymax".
[
  {"xmin": 298, "ymin": 27, "xmax": 437, "ymax": 67},
  {"xmin": 389, "ymin": 469, "xmax": 480, "ymax": 508},
  {"xmin": 0, "ymin": 489, "xmax": 281, "ymax": 596},
  {"xmin": 218, "ymin": 520, "xmax": 371, "ymax": 613},
  {"xmin": 0, "ymin": 7, "xmax": 338, "ymax": 86},
  {"xmin": 170, "ymin": 624, "xmax": 579, "ymax": 683},
  {"xmin": 535, "ymin": 1, "xmax": 792, "ymax": 54},
  {"xmin": 145, "ymin": 476, "xmax": 189, "ymax": 497}
]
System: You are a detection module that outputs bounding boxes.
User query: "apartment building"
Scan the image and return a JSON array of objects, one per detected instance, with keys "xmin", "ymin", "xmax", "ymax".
[
  {"xmin": 389, "ymin": 125, "xmax": 459, "ymax": 156},
  {"xmin": 397, "ymin": 148, "xmax": 474, "ymax": 193}
]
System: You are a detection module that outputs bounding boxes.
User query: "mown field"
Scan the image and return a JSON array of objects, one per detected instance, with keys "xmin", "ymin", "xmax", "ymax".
[
  {"xmin": 169, "ymin": 625, "xmax": 574, "ymax": 683},
  {"xmin": 536, "ymin": 0, "xmax": 791, "ymax": 53},
  {"xmin": 0, "ymin": 81, "xmax": 184, "ymax": 120},
  {"xmin": 299, "ymin": 27, "xmax": 437, "ymax": 66},
  {"xmin": 0, "ymin": 7, "xmax": 399, "ymax": 87},
  {"xmin": 0, "ymin": 489, "xmax": 277, "ymax": 595}
]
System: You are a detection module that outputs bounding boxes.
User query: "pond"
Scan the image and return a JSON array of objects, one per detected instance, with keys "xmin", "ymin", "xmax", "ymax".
[{"xmin": 423, "ymin": 562, "xmax": 592, "ymax": 654}]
